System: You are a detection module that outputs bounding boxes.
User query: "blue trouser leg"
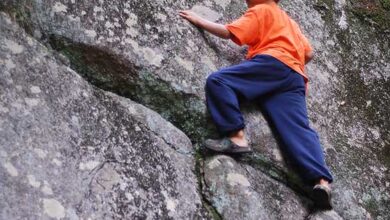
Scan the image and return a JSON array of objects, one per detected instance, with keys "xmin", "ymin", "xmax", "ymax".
[
  {"xmin": 260, "ymin": 75, "xmax": 334, "ymax": 183},
  {"xmin": 205, "ymin": 55, "xmax": 293, "ymax": 135},
  {"xmin": 205, "ymin": 55, "xmax": 333, "ymax": 183}
]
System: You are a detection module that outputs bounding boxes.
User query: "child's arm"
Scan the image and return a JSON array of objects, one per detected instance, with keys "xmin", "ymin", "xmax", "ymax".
[
  {"xmin": 299, "ymin": 31, "xmax": 314, "ymax": 64},
  {"xmin": 292, "ymin": 20, "xmax": 314, "ymax": 64},
  {"xmin": 300, "ymin": 34, "xmax": 314, "ymax": 64},
  {"xmin": 179, "ymin": 10, "xmax": 231, "ymax": 39},
  {"xmin": 305, "ymin": 51, "xmax": 314, "ymax": 64}
]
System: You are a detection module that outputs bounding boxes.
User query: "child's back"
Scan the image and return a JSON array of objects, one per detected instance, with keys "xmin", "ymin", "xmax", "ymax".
[{"xmin": 226, "ymin": 2, "xmax": 312, "ymax": 82}]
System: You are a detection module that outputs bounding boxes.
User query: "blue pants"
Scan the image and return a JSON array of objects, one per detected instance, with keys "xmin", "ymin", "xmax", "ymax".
[{"xmin": 205, "ymin": 55, "xmax": 333, "ymax": 184}]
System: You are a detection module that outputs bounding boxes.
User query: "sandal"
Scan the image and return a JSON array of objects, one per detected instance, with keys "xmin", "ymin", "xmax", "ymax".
[
  {"xmin": 312, "ymin": 184, "xmax": 333, "ymax": 210},
  {"xmin": 204, "ymin": 137, "xmax": 253, "ymax": 154}
]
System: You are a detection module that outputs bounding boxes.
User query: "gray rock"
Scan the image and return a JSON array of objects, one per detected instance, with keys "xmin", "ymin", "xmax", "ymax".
[
  {"xmin": 0, "ymin": 13, "xmax": 209, "ymax": 219},
  {"xmin": 0, "ymin": 0, "xmax": 246, "ymax": 141},
  {"xmin": 203, "ymin": 155, "xmax": 309, "ymax": 220},
  {"xmin": 281, "ymin": 1, "xmax": 390, "ymax": 219},
  {"xmin": 307, "ymin": 210, "xmax": 344, "ymax": 220}
]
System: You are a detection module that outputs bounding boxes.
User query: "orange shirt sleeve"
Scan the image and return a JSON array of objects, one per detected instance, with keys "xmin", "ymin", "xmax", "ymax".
[{"xmin": 225, "ymin": 7, "xmax": 260, "ymax": 46}]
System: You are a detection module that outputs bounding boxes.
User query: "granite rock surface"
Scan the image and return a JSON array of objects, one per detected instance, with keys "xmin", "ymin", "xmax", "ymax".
[{"xmin": 0, "ymin": 13, "xmax": 209, "ymax": 219}]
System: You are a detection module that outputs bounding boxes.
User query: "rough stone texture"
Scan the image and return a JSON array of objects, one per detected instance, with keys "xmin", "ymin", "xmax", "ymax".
[
  {"xmin": 283, "ymin": 1, "xmax": 390, "ymax": 219},
  {"xmin": 0, "ymin": 13, "xmax": 208, "ymax": 219},
  {"xmin": 203, "ymin": 155, "xmax": 309, "ymax": 219},
  {"xmin": 0, "ymin": 0, "xmax": 245, "ymax": 140},
  {"xmin": 308, "ymin": 210, "xmax": 343, "ymax": 220},
  {"xmin": 0, "ymin": 0, "xmax": 389, "ymax": 219}
]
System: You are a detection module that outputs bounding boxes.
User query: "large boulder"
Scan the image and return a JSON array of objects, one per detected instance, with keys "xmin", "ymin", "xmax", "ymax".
[
  {"xmin": 202, "ymin": 155, "xmax": 309, "ymax": 219},
  {"xmin": 0, "ymin": 0, "xmax": 251, "ymax": 141},
  {"xmin": 0, "ymin": 13, "xmax": 209, "ymax": 219}
]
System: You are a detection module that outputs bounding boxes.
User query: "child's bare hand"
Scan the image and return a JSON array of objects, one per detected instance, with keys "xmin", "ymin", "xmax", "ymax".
[
  {"xmin": 179, "ymin": 10, "xmax": 202, "ymax": 26},
  {"xmin": 179, "ymin": 10, "xmax": 229, "ymax": 39}
]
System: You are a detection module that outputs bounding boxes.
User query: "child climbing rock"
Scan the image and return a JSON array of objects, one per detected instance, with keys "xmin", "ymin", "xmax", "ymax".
[{"xmin": 180, "ymin": 0, "xmax": 334, "ymax": 209}]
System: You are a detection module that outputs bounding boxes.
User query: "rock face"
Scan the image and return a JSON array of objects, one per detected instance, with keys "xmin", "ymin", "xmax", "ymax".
[
  {"xmin": 0, "ymin": 0, "xmax": 389, "ymax": 219},
  {"xmin": 203, "ymin": 155, "xmax": 309, "ymax": 219},
  {"xmin": 0, "ymin": 13, "xmax": 208, "ymax": 219}
]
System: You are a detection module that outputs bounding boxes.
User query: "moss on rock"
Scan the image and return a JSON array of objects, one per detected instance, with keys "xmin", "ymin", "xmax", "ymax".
[
  {"xmin": 348, "ymin": 0, "xmax": 390, "ymax": 31},
  {"xmin": 48, "ymin": 35, "xmax": 217, "ymax": 142},
  {"xmin": 0, "ymin": 1, "xmax": 35, "ymax": 35}
]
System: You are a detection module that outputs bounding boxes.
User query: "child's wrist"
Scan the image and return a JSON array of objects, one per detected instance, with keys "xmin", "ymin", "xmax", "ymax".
[{"xmin": 194, "ymin": 18, "xmax": 204, "ymax": 28}]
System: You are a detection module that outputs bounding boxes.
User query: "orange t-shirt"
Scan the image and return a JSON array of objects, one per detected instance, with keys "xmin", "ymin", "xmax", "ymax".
[{"xmin": 225, "ymin": 2, "xmax": 312, "ymax": 83}]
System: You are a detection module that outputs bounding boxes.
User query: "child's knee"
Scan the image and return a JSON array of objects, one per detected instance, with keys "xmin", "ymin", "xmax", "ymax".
[{"xmin": 205, "ymin": 71, "xmax": 223, "ymax": 89}]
